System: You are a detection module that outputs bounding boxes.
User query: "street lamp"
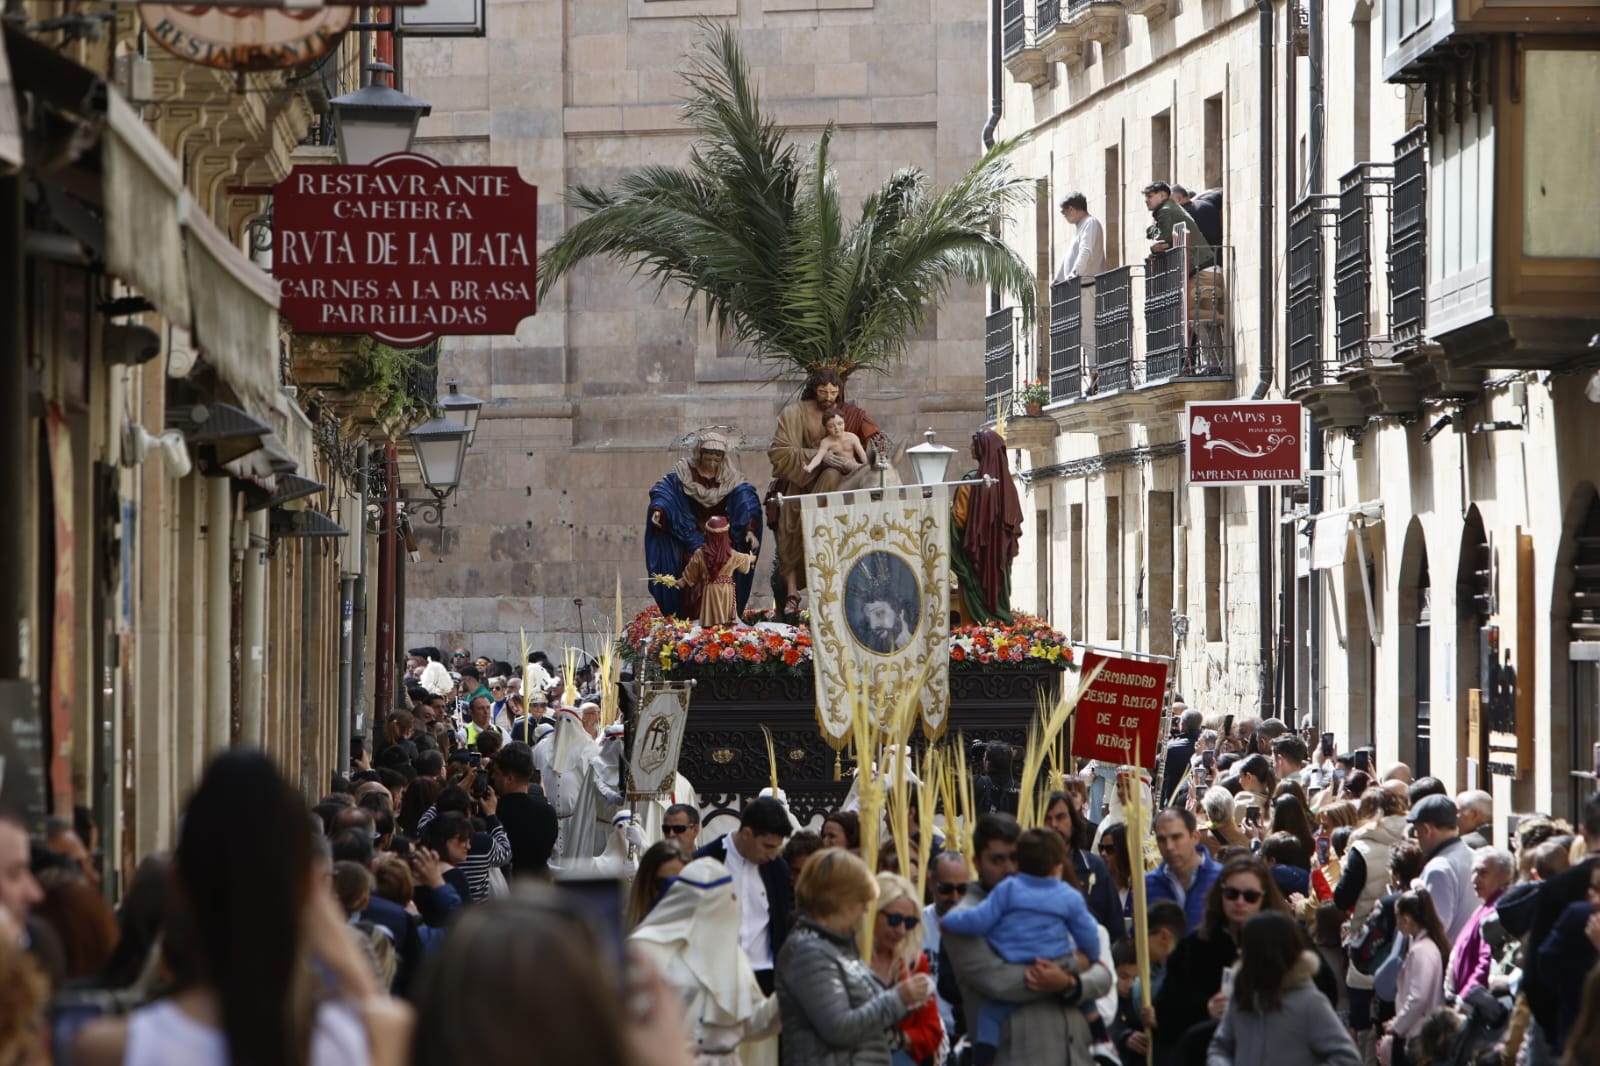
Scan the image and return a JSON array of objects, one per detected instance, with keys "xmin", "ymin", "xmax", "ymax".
[
  {"xmin": 437, "ymin": 381, "xmax": 484, "ymax": 446},
  {"xmin": 406, "ymin": 413, "xmax": 471, "ymax": 505},
  {"xmin": 328, "ymin": 62, "xmax": 432, "ymax": 165},
  {"xmin": 907, "ymin": 427, "xmax": 957, "ymax": 486}
]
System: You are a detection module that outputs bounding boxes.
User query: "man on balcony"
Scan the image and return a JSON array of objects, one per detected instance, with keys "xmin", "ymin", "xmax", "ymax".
[
  {"xmin": 1171, "ymin": 185, "xmax": 1224, "ymax": 249},
  {"xmin": 1054, "ymin": 192, "xmax": 1106, "ymax": 395},
  {"xmin": 1144, "ymin": 182, "xmax": 1225, "ymax": 375}
]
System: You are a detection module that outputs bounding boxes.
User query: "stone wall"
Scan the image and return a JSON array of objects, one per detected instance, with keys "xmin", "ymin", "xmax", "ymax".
[{"xmin": 401, "ymin": 0, "xmax": 993, "ymax": 660}]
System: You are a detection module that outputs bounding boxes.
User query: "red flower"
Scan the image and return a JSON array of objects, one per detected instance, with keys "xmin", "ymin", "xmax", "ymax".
[
  {"xmin": 951, "ymin": 646, "xmax": 967, "ymax": 661},
  {"xmin": 783, "ymin": 648, "xmax": 802, "ymax": 665},
  {"xmin": 675, "ymin": 643, "xmax": 692, "ymax": 659}
]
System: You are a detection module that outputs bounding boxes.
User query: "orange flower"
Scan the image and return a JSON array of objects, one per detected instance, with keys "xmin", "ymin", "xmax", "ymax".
[
  {"xmin": 951, "ymin": 646, "xmax": 967, "ymax": 661},
  {"xmin": 783, "ymin": 648, "xmax": 802, "ymax": 665}
]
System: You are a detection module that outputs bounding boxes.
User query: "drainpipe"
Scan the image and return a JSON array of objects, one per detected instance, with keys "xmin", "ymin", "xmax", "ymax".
[
  {"xmin": 350, "ymin": 442, "xmax": 370, "ymax": 767},
  {"xmin": 1306, "ymin": 0, "xmax": 1326, "ymax": 730},
  {"xmin": 300, "ymin": 542, "xmax": 316, "ymax": 796},
  {"xmin": 337, "ymin": 571, "xmax": 355, "ymax": 779},
  {"xmin": 374, "ymin": 445, "xmax": 397, "ymax": 729},
  {"xmin": 0, "ymin": 176, "xmax": 23, "ymax": 680},
  {"xmin": 982, "ymin": 0, "xmax": 1003, "ymax": 149},
  {"xmin": 239, "ymin": 507, "xmax": 267, "ymax": 749},
  {"xmin": 207, "ymin": 480, "xmax": 233, "ymax": 752},
  {"xmin": 1252, "ymin": 0, "xmax": 1277, "ymax": 719}
]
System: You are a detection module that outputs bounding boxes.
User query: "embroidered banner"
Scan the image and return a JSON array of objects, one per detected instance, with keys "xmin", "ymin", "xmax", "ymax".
[
  {"xmin": 800, "ymin": 485, "xmax": 951, "ymax": 744},
  {"xmin": 627, "ymin": 681, "xmax": 693, "ymax": 800}
]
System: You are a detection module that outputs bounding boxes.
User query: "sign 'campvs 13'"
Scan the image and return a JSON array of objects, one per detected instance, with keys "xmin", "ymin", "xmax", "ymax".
[{"xmin": 272, "ymin": 153, "xmax": 538, "ymax": 345}]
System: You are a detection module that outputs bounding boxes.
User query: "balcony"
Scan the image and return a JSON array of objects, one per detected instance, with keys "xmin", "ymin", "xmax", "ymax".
[
  {"xmin": 1063, "ymin": 0, "xmax": 1123, "ymax": 48},
  {"xmin": 1041, "ymin": 241, "xmax": 1236, "ymax": 434},
  {"xmin": 1287, "ymin": 195, "xmax": 1366, "ymax": 431},
  {"xmin": 1334, "ymin": 163, "xmax": 1422, "ymax": 418},
  {"xmin": 1126, "ymin": 0, "xmax": 1169, "ymax": 20},
  {"xmin": 984, "ymin": 306, "xmax": 1020, "ymax": 425},
  {"xmin": 1384, "ymin": 0, "xmax": 1587, "ymax": 84},
  {"xmin": 1001, "ymin": 0, "xmax": 1051, "ymax": 87}
]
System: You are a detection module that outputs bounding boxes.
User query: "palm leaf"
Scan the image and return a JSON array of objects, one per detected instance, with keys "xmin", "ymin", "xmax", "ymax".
[{"xmin": 537, "ymin": 23, "xmax": 1035, "ymax": 381}]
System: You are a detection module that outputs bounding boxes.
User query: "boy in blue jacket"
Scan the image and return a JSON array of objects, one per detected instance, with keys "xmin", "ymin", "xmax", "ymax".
[{"xmin": 942, "ymin": 827, "xmax": 1102, "ymax": 1065}]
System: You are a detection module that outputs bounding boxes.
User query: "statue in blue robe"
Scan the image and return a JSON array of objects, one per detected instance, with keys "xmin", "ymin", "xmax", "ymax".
[{"xmin": 646, "ymin": 431, "xmax": 763, "ymax": 620}]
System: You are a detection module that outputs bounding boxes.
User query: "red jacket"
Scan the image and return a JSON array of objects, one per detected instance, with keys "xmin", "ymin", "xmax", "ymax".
[{"xmin": 894, "ymin": 952, "xmax": 944, "ymax": 1065}]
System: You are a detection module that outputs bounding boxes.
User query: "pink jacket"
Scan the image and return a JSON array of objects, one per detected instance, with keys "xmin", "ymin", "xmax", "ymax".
[{"xmin": 1392, "ymin": 935, "xmax": 1445, "ymax": 1039}]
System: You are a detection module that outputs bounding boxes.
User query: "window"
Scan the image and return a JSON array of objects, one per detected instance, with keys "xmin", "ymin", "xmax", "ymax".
[
  {"xmin": 1203, "ymin": 94, "xmax": 1224, "ymax": 191},
  {"xmin": 1352, "ymin": 12, "xmax": 1372, "ymax": 165},
  {"xmin": 1103, "ymin": 145, "xmax": 1122, "ymax": 268},
  {"xmin": 1071, "ymin": 503, "xmax": 1085, "ymax": 641},
  {"xmin": 1204, "ymin": 488, "xmax": 1223, "ymax": 642},
  {"xmin": 1148, "ymin": 492, "xmax": 1175, "ymax": 656},
  {"xmin": 1151, "ymin": 109, "xmax": 1172, "ymax": 185},
  {"xmin": 1106, "ymin": 496, "xmax": 1122, "ymax": 639}
]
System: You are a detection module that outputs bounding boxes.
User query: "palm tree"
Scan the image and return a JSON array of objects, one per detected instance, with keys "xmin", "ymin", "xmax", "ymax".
[{"xmin": 537, "ymin": 24, "xmax": 1036, "ymax": 382}]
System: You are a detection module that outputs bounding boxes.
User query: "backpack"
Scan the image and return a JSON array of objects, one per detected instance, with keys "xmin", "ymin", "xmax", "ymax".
[{"xmin": 1348, "ymin": 893, "xmax": 1399, "ymax": 977}]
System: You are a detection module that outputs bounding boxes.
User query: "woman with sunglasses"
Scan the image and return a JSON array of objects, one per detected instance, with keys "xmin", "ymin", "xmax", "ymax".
[
  {"xmin": 1207, "ymin": 911, "xmax": 1360, "ymax": 1066},
  {"xmin": 868, "ymin": 872, "xmax": 943, "ymax": 1066},
  {"xmin": 1153, "ymin": 856, "xmax": 1292, "ymax": 1066},
  {"xmin": 627, "ymin": 839, "xmax": 690, "ymax": 929},
  {"xmin": 1096, "ymin": 823, "xmax": 1135, "ymax": 937}
]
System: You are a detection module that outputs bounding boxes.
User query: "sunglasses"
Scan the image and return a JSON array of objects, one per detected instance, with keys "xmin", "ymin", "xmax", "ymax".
[
  {"xmin": 662, "ymin": 823, "xmax": 693, "ymax": 835},
  {"xmin": 935, "ymin": 882, "xmax": 963, "ymax": 895},
  {"xmin": 1221, "ymin": 886, "xmax": 1264, "ymax": 904},
  {"xmin": 882, "ymin": 913, "xmax": 920, "ymax": 930}
]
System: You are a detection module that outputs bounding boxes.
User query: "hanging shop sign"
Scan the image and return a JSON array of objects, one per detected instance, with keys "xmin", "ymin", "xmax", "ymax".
[
  {"xmin": 1070, "ymin": 652, "xmax": 1167, "ymax": 769},
  {"xmin": 273, "ymin": 153, "xmax": 538, "ymax": 345},
  {"xmin": 1185, "ymin": 400, "xmax": 1304, "ymax": 486},
  {"xmin": 140, "ymin": 5, "xmax": 355, "ymax": 71}
]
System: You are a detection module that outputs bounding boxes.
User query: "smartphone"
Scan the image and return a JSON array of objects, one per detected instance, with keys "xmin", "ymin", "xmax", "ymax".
[
  {"xmin": 555, "ymin": 876, "xmax": 626, "ymax": 981},
  {"xmin": 1246, "ymin": 805, "xmax": 1261, "ymax": 825},
  {"xmin": 1320, "ymin": 732, "xmax": 1336, "ymax": 760},
  {"xmin": 1316, "ymin": 835, "xmax": 1331, "ymax": 865},
  {"xmin": 1202, "ymin": 750, "xmax": 1217, "ymax": 771},
  {"xmin": 1352, "ymin": 749, "xmax": 1371, "ymax": 773},
  {"xmin": 1220, "ymin": 964, "xmax": 1238, "ymax": 998},
  {"xmin": 466, "ymin": 751, "xmax": 482, "ymax": 767}
]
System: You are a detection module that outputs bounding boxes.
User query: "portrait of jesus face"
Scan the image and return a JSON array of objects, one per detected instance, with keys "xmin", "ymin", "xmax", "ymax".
[{"xmin": 844, "ymin": 551, "xmax": 920, "ymax": 655}]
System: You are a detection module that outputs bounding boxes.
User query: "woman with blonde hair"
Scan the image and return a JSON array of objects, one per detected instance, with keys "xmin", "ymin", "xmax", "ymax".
[
  {"xmin": 867, "ymin": 872, "xmax": 943, "ymax": 1066},
  {"xmin": 776, "ymin": 849, "xmax": 933, "ymax": 1065}
]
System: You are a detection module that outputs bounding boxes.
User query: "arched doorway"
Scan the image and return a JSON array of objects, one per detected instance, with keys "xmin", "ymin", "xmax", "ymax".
[
  {"xmin": 1455, "ymin": 508, "xmax": 1491, "ymax": 790},
  {"xmin": 1397, "ymin": 519, "xmax": 1431, "ymax": 777},
  {"xmin": 1558, "ymin": 488, "xmax": 1600, "ymax": 824}
]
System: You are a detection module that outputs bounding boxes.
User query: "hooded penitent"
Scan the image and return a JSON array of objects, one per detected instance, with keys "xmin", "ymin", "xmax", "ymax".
[{"xmin": 629, "ymin": 857, "xmax": 763, "ymax": 1025}]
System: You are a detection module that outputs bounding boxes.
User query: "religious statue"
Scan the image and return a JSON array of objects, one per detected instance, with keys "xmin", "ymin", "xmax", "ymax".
[
  {"xmin": 646, "ymin": 430, "xmax": 763, "ymax": 620},
  {"xmin": 766, "ymin": 368, "xmax": 892, "ymax": 616},
  {"xmin": 950, "ymin": 428, "xmax": 1022, "ymax": 624},
  {"xmin": 680, "ymin": 516, "xmax": 757, "ymax": 627}
]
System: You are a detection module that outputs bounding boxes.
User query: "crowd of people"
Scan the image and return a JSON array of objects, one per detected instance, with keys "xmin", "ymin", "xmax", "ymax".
[{"xmin": 1, "ymin": 683, "xmax": 1598, "ymax": 1066}]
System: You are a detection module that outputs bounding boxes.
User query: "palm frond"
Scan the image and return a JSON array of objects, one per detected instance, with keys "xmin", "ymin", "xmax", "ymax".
[{"xmin": 536, "ymin": 24, "xmax": 1037, "ymax": 382}]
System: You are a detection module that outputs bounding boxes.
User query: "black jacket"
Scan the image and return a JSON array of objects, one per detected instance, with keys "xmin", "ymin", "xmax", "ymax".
[
  {"xmin": 1160, "ymin": 733, "xmax": 1199, "ymax": 807},
  {"xmin": 1185, "ymin": 191, "xmax": 1224, "ymax": 249},
  {"xmin": 497, "ymin": 789, "xmax": 559, "ymax": 877},
  {"xmin": 1524, "ymin": 856, "xmax": 1598, "ymax": 1034},
  {"xmin": 696, "ymin": 834, "xmax": 793, "ymax": 967}
]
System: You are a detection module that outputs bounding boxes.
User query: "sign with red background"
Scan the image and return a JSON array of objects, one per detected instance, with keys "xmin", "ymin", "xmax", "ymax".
[
  {"xmin": 1071, "ymin": 652, "xmax": 1168, "ymax": 769},
  {"xmin": 273, "ymin": 153, "xmax": 537, "ymax": 345},
  {"xmin": 1185, "ymin": 400, "xmax": 1304, "ymax": 486}
]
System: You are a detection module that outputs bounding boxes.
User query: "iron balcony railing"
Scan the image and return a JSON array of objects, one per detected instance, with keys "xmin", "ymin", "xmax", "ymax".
[
  {"xmin": 1334, "ymin": 163, "xmax": 1393, "ymax": 369},
  {"xmin": 1390, "ymin": 126, "xmax": 1428, "ymax": 345},
  {"xmin": 1288, "ymin": 195, "xmax": 1335, "ymax": 392},
  {"xmin": 1040, "ymin": 240, "xmax": 1235, "ymax": 402},
  {"xmin": 1001, "ymin": 0, "xmax": 1030, "ymax": 57},
  {"xmin": 985, "ymin": 306, "xmax": 1020, "ymax": 423},
  {"xmin": 1144, "ymin": 242, "xmax": 1233, "ymax": 382},
  {"xmin": 1048, "ymin": 279, "xmax": 1083, "ymax": 402},
  {"xmin": 403, "ymin": 340, "xmax": 441, "ymax": 411},
  {"xmin": 1037, "ymin": 0, "xmax": 1060, "ymax": 34}
]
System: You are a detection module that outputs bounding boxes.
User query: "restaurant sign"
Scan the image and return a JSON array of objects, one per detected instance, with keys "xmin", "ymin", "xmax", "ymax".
[
  {"xmin": 1185, "ymin": 400, "xmax": 1304, "ymax": 486},
  {"xmin": 140, "ymin": 5, "xmax": 354, "ymax": 71},
  {"xmin": 273, "ymin": 153, "xmax": 537, "ymax": 345}
]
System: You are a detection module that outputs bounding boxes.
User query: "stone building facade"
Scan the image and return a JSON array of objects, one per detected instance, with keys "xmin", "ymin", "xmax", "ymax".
[
  {"xmin": 992, "ymin": 0, "xmax": 1600, "ymax": 823},
  {"xmin": 400, "ymin": 0, "xmax": 995, "ymax": 660}
]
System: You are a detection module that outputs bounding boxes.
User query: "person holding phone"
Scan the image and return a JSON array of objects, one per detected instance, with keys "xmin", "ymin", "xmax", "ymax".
[{"xmin": 1207, "ymin": 911, "xmax": 1360, "ymax": 1066}]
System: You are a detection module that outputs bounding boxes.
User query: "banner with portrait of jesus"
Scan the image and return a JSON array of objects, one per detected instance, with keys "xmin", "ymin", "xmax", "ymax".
[{"xmin": 800, "ymin": 485, "xmax": 951, "ymax": 744}]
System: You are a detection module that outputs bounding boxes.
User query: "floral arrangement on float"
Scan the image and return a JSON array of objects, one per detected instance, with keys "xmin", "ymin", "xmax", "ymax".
[{"xmin": 620, "ymin": 606, "xmax": 1072, "ymax": 677}]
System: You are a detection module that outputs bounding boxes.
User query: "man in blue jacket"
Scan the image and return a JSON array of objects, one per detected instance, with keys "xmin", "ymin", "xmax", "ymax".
[{"xmin": 1145, "ymin": 808, "xmax": 1222, "ymax": 933}]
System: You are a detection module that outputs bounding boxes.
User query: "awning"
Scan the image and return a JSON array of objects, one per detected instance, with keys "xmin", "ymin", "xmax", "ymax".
[
  {"xmin": 181, "ymin": 193, "xmax": 282, "ymax": 423},
  {"xmin": 103, "ymin": 92, "xmax": 189, "ymax": 327},
  {"xmin": 1310, "ymin": 513, "xmax": 1349, "ymax": 572},
  {"xmin": 0, "ymin": 31, "xmax": 21, "ymax": 171}
]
